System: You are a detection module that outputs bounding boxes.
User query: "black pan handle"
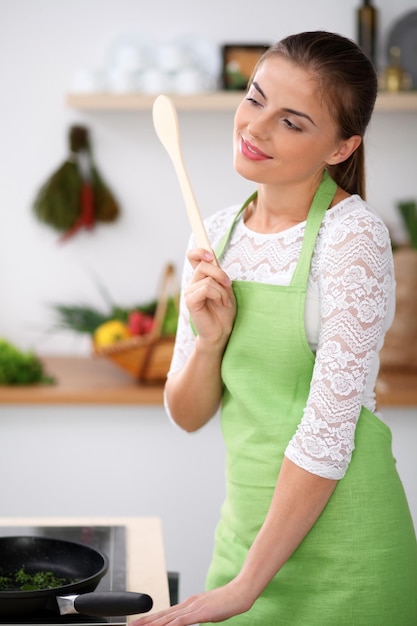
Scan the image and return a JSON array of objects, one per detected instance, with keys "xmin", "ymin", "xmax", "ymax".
[{"xmin": 74, "ymin": 591, "xmax": 153, "ymax": 616}]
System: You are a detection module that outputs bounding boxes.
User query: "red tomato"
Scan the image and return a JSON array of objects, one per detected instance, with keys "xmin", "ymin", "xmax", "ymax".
[
  {"xmin": 128, "ymin": 311, "xmax": 144, "ymax": 336},
  {"xmin": 141, "ymin": 315, "xmax": 154, "ymax": 334},
  {"xmin": 128, "ymin": 311, "xmax": 154, "ymax": 335}
]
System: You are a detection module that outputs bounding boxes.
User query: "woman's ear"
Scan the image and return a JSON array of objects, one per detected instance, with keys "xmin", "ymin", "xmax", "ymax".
[{"xmin": 327, "ymin": 135, "xmax": 362, "ymax": 165}]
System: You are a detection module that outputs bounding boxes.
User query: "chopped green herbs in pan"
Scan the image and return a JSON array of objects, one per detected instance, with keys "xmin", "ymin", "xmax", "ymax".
[{"xmin": 0, "ymin": 567, "xmax": 73, "ymax": 591}]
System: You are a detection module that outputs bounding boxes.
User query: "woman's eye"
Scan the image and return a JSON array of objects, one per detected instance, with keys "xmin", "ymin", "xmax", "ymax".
[
  {"xmin": 283, "ymin": 119, "xmax": 302, "ymax": 132},
  {"xmin": 246, "ymin": 96, "xmax": 261, "ymax": 106}
]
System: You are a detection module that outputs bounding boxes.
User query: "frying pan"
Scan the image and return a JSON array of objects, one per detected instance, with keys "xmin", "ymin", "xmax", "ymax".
[{"xmin": 0, "ymin": 536, "xmax": 153, "ymax": 617}]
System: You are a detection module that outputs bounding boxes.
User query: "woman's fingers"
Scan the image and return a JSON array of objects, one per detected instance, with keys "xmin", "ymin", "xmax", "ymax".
[
  {"xmin": 187, "ymin": 248, "xmax": 216, "ymax": 267},
  {"xmin": 131, "ymin": 584, "xmax": 251, "ymax": 625},
  {"xmin": 186, "ymin": 276, "xmax": 232, "ymax": 310},
  {"xmin": 185, "ymin": 248, "xmax": 233, "ymax": 311},
  {"xmin": 187, "ymin": 250, "xmax": 232, "ymax": 288},
  {"xmin": 130, "ymin": 597, "xmax": 199, "ymax": 626},
  {"xmin": 183, "ymin": 247, "xmax": 236, "ymax": 345}
]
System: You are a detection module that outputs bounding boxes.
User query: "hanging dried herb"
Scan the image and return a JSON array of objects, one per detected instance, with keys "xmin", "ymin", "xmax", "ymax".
[
  {"xmin": 33, "ymin": 125, "xmax": 120, "ymax": 242},
  {"xmin": 92, "ymin": 165, "xmax": 120, "ymax": 222},
  {"xmin": 33, "ymin": 159, "xmax": 82, "ymax": 231}
]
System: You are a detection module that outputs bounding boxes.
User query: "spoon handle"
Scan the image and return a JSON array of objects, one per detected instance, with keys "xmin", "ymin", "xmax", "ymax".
[{"xmin": 153, "ymin": 95, "xmax": 214, "ymax": 256}]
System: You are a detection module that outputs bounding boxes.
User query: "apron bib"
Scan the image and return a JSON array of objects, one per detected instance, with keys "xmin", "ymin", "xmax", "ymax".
[{"xmin": 204, "ymin": 172, "xmax": 417, "ymax": 625}]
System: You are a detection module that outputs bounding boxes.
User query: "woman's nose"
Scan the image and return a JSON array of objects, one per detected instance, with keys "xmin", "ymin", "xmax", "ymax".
[{"xmin": 247, "ymin": 112, "xmax": 270, "ymax": 139}]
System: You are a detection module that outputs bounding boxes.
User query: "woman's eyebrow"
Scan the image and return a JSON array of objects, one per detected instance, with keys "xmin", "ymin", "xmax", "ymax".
[
  {"xmin": 252, "ymin": 81, "xmax": 267, "ymax": 99},
  {"xmin": 282, "ymin": 108, "xmax": 316, "ymax": 127},
  {"xmin": 252, "ymin": 81, "xmax": 316, "ymax": 127}
]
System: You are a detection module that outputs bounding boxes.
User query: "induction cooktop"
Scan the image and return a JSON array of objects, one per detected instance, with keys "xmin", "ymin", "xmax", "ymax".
[{"xmin": 0, "ymin": 525, "xmax": 127, "ymax": 626}]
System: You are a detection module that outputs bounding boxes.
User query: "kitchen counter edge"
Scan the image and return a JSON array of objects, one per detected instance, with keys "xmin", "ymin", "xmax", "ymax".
[{"xmin": 0, "ymin": 356, "xmax": 416, "ymax": 408}]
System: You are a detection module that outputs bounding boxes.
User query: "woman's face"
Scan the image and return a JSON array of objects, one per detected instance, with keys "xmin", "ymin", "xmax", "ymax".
[{"xmin": 233, "ymin": 56, "xmax": 347, "ymax": 186}]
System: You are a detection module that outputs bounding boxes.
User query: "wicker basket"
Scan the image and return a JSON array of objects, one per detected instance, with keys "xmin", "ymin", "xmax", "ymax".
[{"xmin": 93, "ymin": 264, "xmax": 179, "ymax": 383}]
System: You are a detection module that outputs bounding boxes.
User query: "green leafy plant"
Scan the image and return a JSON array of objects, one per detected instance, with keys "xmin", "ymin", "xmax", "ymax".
[
  {"xmin": 0, "ymin": 339, "xmax": 55, "ymax": 385},
  {"xmin": 397, "ymin": 200, "xmax": 417, "ymax": 249}
]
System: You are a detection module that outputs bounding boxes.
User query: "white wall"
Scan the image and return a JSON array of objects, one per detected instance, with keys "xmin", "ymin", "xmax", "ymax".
[
  {"xmin": 1, "ymin": 0, "xmax": 416, "ymax": 353},
  {"xmin": 0, "ymin": 0, "xmax": 416, "ymax": 605}
]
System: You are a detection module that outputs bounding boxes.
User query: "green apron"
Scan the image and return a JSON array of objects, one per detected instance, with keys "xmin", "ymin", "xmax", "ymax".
[{"xmin": 204, "ymin": 172, "xmax": 417, "ymax": 625}]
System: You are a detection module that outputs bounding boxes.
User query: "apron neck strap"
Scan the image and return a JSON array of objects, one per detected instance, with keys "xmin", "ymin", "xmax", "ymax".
[
  {"xmin": 215, "ymin": 191, "xmax": 256, "ymax": 261},
  {"xmin": 290, "ymin": 170, "xmax": 336, "ymax": 287}
]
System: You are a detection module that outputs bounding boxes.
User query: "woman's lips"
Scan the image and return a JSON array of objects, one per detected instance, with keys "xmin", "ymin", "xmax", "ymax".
[{"xmin": 240, "ymin": 137, "xmax": 272, "ymax": 161}]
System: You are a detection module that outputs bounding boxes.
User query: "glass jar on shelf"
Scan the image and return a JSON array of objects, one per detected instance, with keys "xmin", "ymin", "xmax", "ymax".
[{"xmin": 379, "ymin": 46, "xmax": 412, "ymax": 92}]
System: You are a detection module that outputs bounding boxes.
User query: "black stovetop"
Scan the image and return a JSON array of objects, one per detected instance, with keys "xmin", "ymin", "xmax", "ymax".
[{"xmin": 0, "ymin": 525, "xmax": 126, "ymax": 626}]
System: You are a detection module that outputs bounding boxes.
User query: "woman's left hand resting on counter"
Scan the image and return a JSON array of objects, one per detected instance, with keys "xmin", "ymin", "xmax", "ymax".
[
  {"xmin": 131, "ymin": 458, "xmax": 337, "ymax": 625},
  {"xmin": 131, "ymin": 582, "xmax": 250, "ymax": 626}
]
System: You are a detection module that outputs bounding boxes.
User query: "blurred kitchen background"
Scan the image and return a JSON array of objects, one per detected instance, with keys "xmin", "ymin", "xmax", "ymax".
[{"xmin": 1, "ymin": 0, "xmax": 416, "ymax": 604}]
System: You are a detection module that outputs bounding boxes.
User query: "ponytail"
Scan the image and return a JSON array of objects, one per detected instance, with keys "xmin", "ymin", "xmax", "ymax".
[{"xmin": 328, "ymin": 142, "xmax": 366, "ymax": 198}]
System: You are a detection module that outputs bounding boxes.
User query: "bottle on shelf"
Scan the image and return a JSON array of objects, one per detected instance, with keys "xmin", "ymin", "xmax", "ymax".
[{"xmin": 357, "ymin": 0, "xmax": 378, "ymax": 69}]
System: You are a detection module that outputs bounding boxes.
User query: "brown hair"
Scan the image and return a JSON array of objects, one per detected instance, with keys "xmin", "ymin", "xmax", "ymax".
[{"xmin": 251, "ymin": 31, "xmax": 378, "ymax": 198}]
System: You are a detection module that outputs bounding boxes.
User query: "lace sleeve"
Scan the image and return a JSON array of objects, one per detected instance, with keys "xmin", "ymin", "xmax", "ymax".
[
  {"xmin": 166, "ymin": 250, "xmax": 195, "ymax": 377},
  {"xmin": 285, "ymin": 210, "xmax": 395, "ymax": 480}
]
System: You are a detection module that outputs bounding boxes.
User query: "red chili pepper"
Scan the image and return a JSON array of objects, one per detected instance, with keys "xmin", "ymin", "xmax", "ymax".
[{"xmin": 59, "ymin": 181, "xmax": 95, "ymax": 243}]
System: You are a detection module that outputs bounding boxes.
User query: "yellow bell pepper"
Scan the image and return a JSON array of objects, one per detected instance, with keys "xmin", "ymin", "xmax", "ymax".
[{"xmin": 94, "ymin": 320, "xmax": 131, "ymax": 347}]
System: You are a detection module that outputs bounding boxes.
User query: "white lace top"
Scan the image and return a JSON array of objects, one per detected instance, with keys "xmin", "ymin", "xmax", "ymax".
[{"xmin": 166, "ymin": 194, "xmax": 396, "ymax": 480}]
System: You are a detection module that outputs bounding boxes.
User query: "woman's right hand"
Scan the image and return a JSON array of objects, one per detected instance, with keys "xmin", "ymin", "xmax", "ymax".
[
  {"xmin": 185, "ymin": 249, "xmax": 236, "ymax": 351},
  {"xmin": 163, "ymin": 248, "xmax": 235, "ymax": 431}
]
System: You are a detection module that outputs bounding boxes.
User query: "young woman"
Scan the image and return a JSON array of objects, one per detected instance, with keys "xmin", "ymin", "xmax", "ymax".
[{"xmin": 133, "ymin": 31, "xmax": 417, "ymax": 625}]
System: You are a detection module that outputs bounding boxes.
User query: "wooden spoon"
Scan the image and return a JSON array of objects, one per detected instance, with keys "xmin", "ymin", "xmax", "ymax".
[{"xmin": 152, "ymin": 95, "xmax": 215, "ymax": 258}]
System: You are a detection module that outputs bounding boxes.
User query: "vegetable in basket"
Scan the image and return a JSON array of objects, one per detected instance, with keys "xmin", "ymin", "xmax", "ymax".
[
  {"xmin": 94, "ymin": 320, "xmax": 132, "ymax": 348},
  {"xmin": 51, "ymin": 275, "xmax": 179, "ymax": 348},
  {"xmin": 51, "ymin": 298, "xmax": 178, "ymax": 343}
]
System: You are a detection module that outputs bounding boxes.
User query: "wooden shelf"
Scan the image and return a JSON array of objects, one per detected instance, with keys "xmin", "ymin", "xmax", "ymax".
[
  {"xmin": 0, "ymin": 356, "xmax": 416, "ymax": 407},
  {"xmin": 375, "ymin": 91, "xmax": 417, "ymax": 112},
  {"xmin": 66, "ymin": 91, "xmax": 242, "ymax": 111},
  {"xmin": 66, "ymin": 90, "xmax": 417, "ymax": 112}
]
